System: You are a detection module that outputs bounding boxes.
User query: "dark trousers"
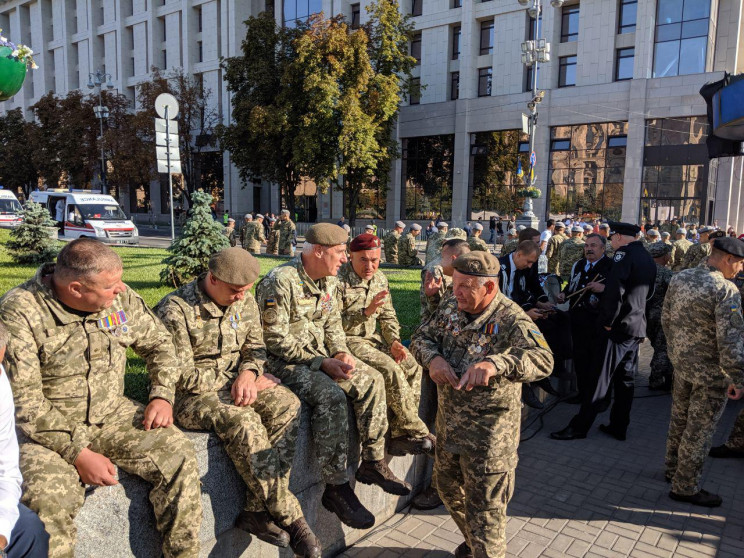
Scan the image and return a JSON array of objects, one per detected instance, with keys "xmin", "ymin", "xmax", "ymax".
[
  {"xmin": 536, "ymin": 310, "xmax": 572, "ymax": 378},
  {"xmin": 570, "ymin": 313, "xmax": 608, "ymax": 402},
  {"xmin": 6, "ymin": 504, "xmax": 49, "ymax": 558},
  {"xmin": 569, "ymin": 335, "xmax": 641, "ymax": 434}
]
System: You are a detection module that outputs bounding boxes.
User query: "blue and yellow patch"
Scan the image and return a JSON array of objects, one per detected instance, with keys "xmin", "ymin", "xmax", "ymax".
[{"xmin": 529, "ymin": 328, "xmax": 549, "ymax": 349}]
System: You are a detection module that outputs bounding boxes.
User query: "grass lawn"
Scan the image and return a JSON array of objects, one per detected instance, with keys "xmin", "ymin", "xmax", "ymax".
[{"xmin": 0, "ymin": 229, "xmax": 422, "ymax": 402}]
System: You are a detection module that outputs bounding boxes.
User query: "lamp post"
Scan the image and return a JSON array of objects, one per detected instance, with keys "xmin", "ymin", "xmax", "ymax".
[{"xmin": 87, "ymin": 69, "xmax": 115, "ymax": 193}]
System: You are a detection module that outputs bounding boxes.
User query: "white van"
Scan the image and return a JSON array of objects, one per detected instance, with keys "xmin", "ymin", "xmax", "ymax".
[
  {"xmin": 30, "ymin": 190, "xmax": 139, "ymax": 245},
  {"xmin": 0, "ymin": 189, "xmax": 23, "ymax": 228}
]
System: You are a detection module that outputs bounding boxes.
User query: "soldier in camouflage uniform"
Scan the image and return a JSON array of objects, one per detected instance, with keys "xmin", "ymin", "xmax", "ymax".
[
  {"xmin": 425, "ymin": 222, "xmax": 449, "ymax": 264},
  {"xmin": 267, "ymin": 217, "xmax": 280, "ymax": 254},
  {"xmin": 500, "ymin": 229, "xmax": 520, "ymax": 258},
  {"xmin": 223, "ymin": 218, "xmax": 238, "ymax": 247},
  {"xmin": 411, "ymin": 251, "xmax": 553, "ymax": 558},
  {"xmin": 277, "ymin": 209, "xmax": 296, "ymax": 256},
  {"xmin": 545, "ymin": 222, "xmax": 566, "ymax": 275},
  {"xmin": 670, "ymin": 227, "xmax": 692, "ymax": 271},
  {"xmin": 662, "ymin": 237, "xmax": 744, "ymax": 507},
  {"xmin": 558, "ymin": 226, "xmax": 585, "ymax": 279},
  {"xmin": 446, "ymin": 227, "xmax": 467, "ymax": 241},
  {"xmin": 0, "ymin": 238, "xmax": 202, "ymax": 558},
  {"xmin": 646, "ymin": 243, "xmax": 674, "ymax": 390},
  {"xmin": 256, "ymin": 223, "xmax": 411, "ymax": 529},
  {"xmin": 383, "ymin": 221, "xmax": 405, "ymax": 264},
  {"xmin": 420, "ymin": 239, "xmax": 471, "ymax": 323},
  {"xmin": 680, "ymin": 226, "xmax": 713, "ymax": 269},
  {"xmin": 398, "ymin": 224, "xmax": 423, "ymax": 266},
  {"xmin": 645, "ymin": 229, "xmax": 661, "ymax": 249},
  {"xmin": 598, "ymin": 223, "xmax": 614, "ymax": 258},
  {"xmin": 337, "ymin": 234, "xmax": 433, "ymax": 455},
  {"xmin": 241, "ymin": 214, "xmax": 266, "ymax": 254},
  {"xmin": 154, "ymin": 247, "xmax": 320, "ymax": 557},
  {"xmin": 468, "ymin": 223, "xmax": 488, "ymax": 251}
]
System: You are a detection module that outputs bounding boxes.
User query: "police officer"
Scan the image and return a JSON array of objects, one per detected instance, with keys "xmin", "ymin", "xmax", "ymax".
[
  {"xmin": 411, "ymin": 251, "xmax": 553, "ymax": 558},
  {"xmin": 398, "ymin": 223, "xmax": 423, "ymax": 266},
  {"xmin": 551, "ymin": 222, "xmax": 656, "ymax": 441},
  {"xmin": 663, "ymin": 237, "xmax": 744, "ymax": 506},
  {"xmin": 154, "ymin": 247, "xmax": 320, "ymax": 556},
  {"xmin": 0, "ymin": 238, "xmax": 202, "ymax": 558},
  {"xmin": 256, "ymin": 223, "xmax": 410, "ymax": 530},
  {"xmin": 383, "ymin": 221, "xmax": 405, "ymax": 264},
  {"xmin": 337, "ymin": 234, "xmax": 433, "ymax": 455}
]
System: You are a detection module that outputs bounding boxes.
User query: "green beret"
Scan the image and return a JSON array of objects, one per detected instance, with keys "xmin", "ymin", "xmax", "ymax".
[
  {"xmin": 648, "ymin": 242, "xmax": 671, "ymax": 258},
  {"xmin": 305, "ymin": 223, "xmax": 349, "ymax": 246},
  {"xmin": 452, "ymin": 251, "xmax": 500, "ymax": 277},
  {"xmin": 208, "ymin": 247, "xmax": 260, "ymax": 285}
]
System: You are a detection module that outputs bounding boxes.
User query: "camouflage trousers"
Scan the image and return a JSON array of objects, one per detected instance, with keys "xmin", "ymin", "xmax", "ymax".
[
  {"xmin": 434, "ymin": 447, "xmax": 515, "ymax": 558},
  {"xmin": 384, "ymin": 248, "xmax": 398, "ymax": 264},
  {"xmin": 278, "ymin": 237, "xmax": 293, "ymax": 256},
  {"xmin": 267, "ymin": 232, "xmax": 279, "ymax": 254},
  {"xmin": 19, "ymin": 399, "xmax": 202, "ymax": 558},
  {"xmin": 269, "ymin": 359, "xmax": 388, "ymax": 484},
  {"xmin": 724, "ymin": 408, "xmax": 744, "ymax": 450},
  {"xmin": 346, "ymin": 337, "xmax": 429, "ymax": 439},
  {"xmin": 647, "ymin": 319, "xmax": 673, "ymax": 388},
  {"xmin": 246, "ymin": 243, "xmax": 261, "ymax": 255},
  {"xmin": 175, "ymin": 385, "xmax": 303, "ymax": 526},
  {"xmin": 402, "ymin": 256, "xmax": 423, "ymax": 267},
  {"xmin": 665, "ymin": 376, "xmax": 728, "ymax": 495}
]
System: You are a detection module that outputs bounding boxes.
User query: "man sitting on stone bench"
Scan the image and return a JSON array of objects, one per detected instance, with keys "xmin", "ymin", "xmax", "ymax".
[
  {"xmin": 155, "ymin": 247, "xmax": 321, "ymax": 557},
  {"xmin": 0, "ymin": 238, "xmax": 203, "ymax": 558}
]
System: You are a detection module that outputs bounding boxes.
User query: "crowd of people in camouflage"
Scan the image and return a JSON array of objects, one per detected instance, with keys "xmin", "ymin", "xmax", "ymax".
[{"xmin": 0, "ymin": 211, "xmax": 743, "ymax": 558}]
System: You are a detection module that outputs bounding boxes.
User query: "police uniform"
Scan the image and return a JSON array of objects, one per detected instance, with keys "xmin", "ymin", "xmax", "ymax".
[
  {"xmin": 410, "ymin": 252, "xmax": 553, "ymax": 558},
  {"xmin": 0, "ymin": 264, "xmax": 202, "ymax": 558},
  {"xmin": 383, "ymin": 228, "xmax": 401, "ymax": 263}
]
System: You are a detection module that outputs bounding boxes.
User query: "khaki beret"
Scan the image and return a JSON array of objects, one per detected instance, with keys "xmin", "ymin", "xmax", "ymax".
[
  {"xmin": 255, "ymin": 214, "xmax": 264, "ymax": 220},
  {"xmin": 647, "ymin": 229, "xmax": 660, "ymax": 237},
  {"xmin": 410, "ymin": 223, "xmax": 422, "ymax": 231},
  {"xmin": 244, "ymin": 214, "xmax": 252, "ymax": 220},
  {"xmin": 452, "ymin": 251, "xmax": 500, "ymax": 278},
  {"xmin": 281, "ymin": 209, "xmax": 290, "ymax": 216},
  {"xmin": 305, "ymin": 222, "xmax": 349, "ymax": 246},
  {"xmin": 209, "ymin": 247, "xmax": 260, "ymax": 286},
  {"xmin": 648, "ymin": 242, "xmax": 671, "ymax": 258}
]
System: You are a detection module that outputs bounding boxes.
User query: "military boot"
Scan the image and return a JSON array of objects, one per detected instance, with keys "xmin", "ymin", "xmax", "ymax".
[
  {"xmin": 411, "ymin": 485, "xmax": 443, "ymax": 510},
  {"xmin": 284, "ymin": 518, "xmax": 322, "ymax": 557},
  {"xmin": 235, "ymin": 510, "xmax": 290, "ymax": 547},
  {"xmin": 388, "ymin": 435, "xmax": 433, "ymax": 456},
  {"xmin": 356, "ymin": 459, "xmax": 412, "ymax": 495},
  {"xmin": 321, "ymin": 482, "xmax": 375, "ymax": 529}
]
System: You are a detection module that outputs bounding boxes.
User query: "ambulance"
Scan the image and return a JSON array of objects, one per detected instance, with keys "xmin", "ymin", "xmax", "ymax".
[
  {"xmin": 30, "ymin": 190, "xmax": 139, "ymax": 245},
  {"xmin": 0, "ymin": 189, "xmax": 23, "ymax": 228}
]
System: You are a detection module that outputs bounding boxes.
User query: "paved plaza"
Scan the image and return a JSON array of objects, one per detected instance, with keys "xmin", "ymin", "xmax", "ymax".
[{"xmin": 340, "ymin": 346, "xmax": 744, "ymax": 558}]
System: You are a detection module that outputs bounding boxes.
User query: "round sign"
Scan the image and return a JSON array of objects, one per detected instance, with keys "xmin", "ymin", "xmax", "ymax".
[{"xmin": 155, "ymin": 93, "xmax": 179, "ymax": 119}]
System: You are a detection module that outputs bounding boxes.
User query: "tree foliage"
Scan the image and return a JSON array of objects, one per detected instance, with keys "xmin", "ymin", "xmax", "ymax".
[
  {"xmin": 6, "ymin": 201, "xmax": 60, "ymax": 264},
  {"xmin": 160, "ymin": 189, "xmax": 229, "ymax": 286},
  {"xmin": 0, "ymin": 109, "xmax": 39, "ymax": 198}
]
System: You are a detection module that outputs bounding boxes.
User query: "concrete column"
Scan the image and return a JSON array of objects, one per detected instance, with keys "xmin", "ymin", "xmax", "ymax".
[{"xmin": 621, "ymin": 79, "xmax": 647, "ymax": 222}]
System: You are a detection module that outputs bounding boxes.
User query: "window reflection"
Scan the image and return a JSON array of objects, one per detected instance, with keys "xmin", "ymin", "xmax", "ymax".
[
  {"xmin": 403, "ymin": 135, "xmax": 455, "ymax": 220},
  {"xmin": 283, "ymin": 0, "xmax": 322, "ymax": 27},
  {"xmin": 653, "ymin": 0, "xmax": 709, "ymax": 77}
]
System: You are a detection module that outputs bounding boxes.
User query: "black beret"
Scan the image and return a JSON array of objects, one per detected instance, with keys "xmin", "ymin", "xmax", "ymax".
[
  {"xmin": 608, "ymin": 221, "xmax": 641, "ymax": 237},
  {"xmin": 713, "ymin": 237, "xmax": 744, "ymax": 258},
  {"xmin": 305, "ymin": 223, "xmax": 349, "ymax": 246},
  {"xmin": 209, "ymin": 247, "xmax": 260, "ymax": 285},
  {"xmin": 708, "ymin": 230, "xmax": 726, "ymax": 241},
  {"xmin": 452, "ymin": 252, "xmax": 500, "ymax": 277}
]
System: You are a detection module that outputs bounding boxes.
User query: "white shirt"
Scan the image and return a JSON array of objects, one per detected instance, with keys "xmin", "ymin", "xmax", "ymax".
[
  {"xmin": 0, "ymin": 365, "xmax": 21, "ymax": 544},
  {"xmin": 539, "ymin": 230, "xmax": 552, "ymax": 254},
  {"xmin": 506, "ymin": 254, "xmax": 517, "ymax": 299},
  {"xmin": 55, "ymin": 199, "xmax": 65, "ymax": 222}
]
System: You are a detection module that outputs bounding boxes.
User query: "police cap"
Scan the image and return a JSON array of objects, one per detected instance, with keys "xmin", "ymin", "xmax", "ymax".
[{"xmin": 608, "ymin": 221, "xmax": 641, "ymax": 237}]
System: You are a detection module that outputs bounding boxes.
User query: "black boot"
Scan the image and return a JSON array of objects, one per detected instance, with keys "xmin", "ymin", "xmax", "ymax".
[
  {"xmin": 599, "ymin": 423, "xmax": 626, "ymax": 441},
  {"xmin": 235, "ymin": 510, "xmax": 290, "ymax": 547},
  {"xmin": 411, "ymin": 485, "xmax": 443, "ymax": 510},
  {"xmin": 321, "ymin": 482, "xmax": 375, "ymax": 529},
  {"xmin": 356, "ymin": 460, "xmax": 412, "ymax": 495},
  {"xmin": 709, "ymin": 444, "xmax": 744, "ymax": 458},
  {"xmin": 669, "ymin": 489, "xmax": 722, "ymax": 507},
  {"xmin": 388, "ymin": 435, "xmax": 433, "ymax": 456},
  {"xmin": 535, "ymin": 377, "xmax": 560, "ymax": 396},
  {"xmin": 522, "ymin": 384, "xmax": 544, "ymax": 409},
  {"xmin": 284, "ymin": 518, "xmax": 322, "ymax": 557}
]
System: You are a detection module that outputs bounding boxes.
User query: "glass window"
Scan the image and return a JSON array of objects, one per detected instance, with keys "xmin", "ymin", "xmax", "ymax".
[
  {"xmin": 559, "ymin": 56, "xmax": 576, "ymax": 87},
  {"xmin": 283, "ymin": 0, "xmax": 322, "ymax": 27},
  {"xmin": 410, "ymin": 77, "xmax": 420, "ymax": 105},
  {"xmin": 551, "ymin": 139, "xmax": 571, "ymax": 151},
  {"xmin": 480, "ymin": 19, "xmax": 494, "ymax": 55},
  {"xmin": 561, "ymin": 5, "xmax": 580, "ymax": 43},
  {"xmin": 452, "ymin": 0, "xmax": 461, "ymax": 7},
  {"xmin": 403, "ymin": 135, "xmax": 455, "ymax": 220},
  {"xmin": 653, "ymin": 0, "xmax": 709, "ymax": 77},
  {"xmin": 452, "ymin": 25, "xmax": 460, "ymax": 60},
  {"xmin": 350, "ymin": 3, "xmax": 360, "ymax": 29},
  {"xmin": 618, "ymin": 0, "xmax": 637, "ymax": 34},
  {"xmin": 411, "ymin": 32, "xmax": 422, "ymax": 65},
  {"xmin": 608, "ymin": 135, "xmax": 627, "ymax": 147},
  {"xmin": 528, "ymin": 13, "xmax": 542, "ymax": 41},
  {"xmin": 412, "ymin": 0, "xmax": 422, "ymax": 17},
  {"xmin": 356, "ymin": 178, "xmax": 387, "ymax": 221},
  {"xmin": 478, "ymin": 67, "xmax": 492, "ymax": 97},
  {"xmin": 450, "ymin": 72, "xmax": 459, "ymax": 101},
  {"xmin": 615, "ymin": 47, "xmax": 634, "ymax": 81}
]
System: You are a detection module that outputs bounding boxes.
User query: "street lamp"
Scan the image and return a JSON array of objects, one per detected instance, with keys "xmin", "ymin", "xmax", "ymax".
[{"xmin": 88, "ymin": 69, "xmax": 115, "ymax": 192}]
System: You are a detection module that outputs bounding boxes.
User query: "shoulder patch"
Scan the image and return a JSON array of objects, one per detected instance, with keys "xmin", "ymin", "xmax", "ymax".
[
  {"xmin": 528, "ymin": 328, "xmax": 549, "ymax": 349},
  {"xmin": 614, "ymin": 252, "xmax": 625, "ymax": 262}
]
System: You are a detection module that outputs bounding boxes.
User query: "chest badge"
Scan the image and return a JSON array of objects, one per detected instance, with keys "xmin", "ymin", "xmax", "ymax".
[{"xmin": 97, "ymin": 310, "xmax": 127, "ymax": 331}]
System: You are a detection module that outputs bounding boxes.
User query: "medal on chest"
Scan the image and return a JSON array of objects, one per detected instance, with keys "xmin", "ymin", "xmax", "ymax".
[
  {"xmin": 97, "ymin": 309, "xmax": 129, "ymax": 337},
  {"xmin": 229, "ymin": 311, "xmax": 241, "ymax": 330},
  {"xmin": 320, "ymin": 292, "xmax": 333, "ymax": 314}
]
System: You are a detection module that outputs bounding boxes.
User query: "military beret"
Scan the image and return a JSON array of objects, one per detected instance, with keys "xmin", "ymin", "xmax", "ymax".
[
  {"xmin": 350, "ymin": 233, "xmax": 382, "ymax": 252},
  {"xmin": 713, "ymin": 237, "xmax": 744, "ymax": 258},
  {"xmin": 410, "ymin": 223, "xmax": 422, "ymax": 231},
  {"xmin": 209, "ymin": 247, "xmax": 260, "ymax": 286},
  {"xmin": 661, "ymin": 232, "xmax": 670, "ymax": 238},
  {"xmin": 571, "ymin": 225, "xmax": 583, "ymax": 233},
  {"xmin": 452, "ymin": 251, "xmax": 500, "ymax": 277},
  {"xmin": 255, "ymin": 214, "xmax": 264, "ymax": 220},
  {"xmin": 281, "ymin": 209, "xmax": 290, "ymax": 216},
  {"xmin": 647, "ymin": 229, "xmax": 660, "ymax": 237},
  {"xmin": 342, "ymin": 224, "xmax": 351, "ymax": 232},
  {"xmin": 474, "ymin": 222, "xmax": 484, "ymax": 231},
  {"xmin": 555, "ymin": 222, "xmax": 566, "ymax": 229},
  {"xmin": 709, "ymin": 229, "xmax": 726, "ymax": 240},
  {"xmin": 508, "ymin": 228, "xmax": 518, "ymax": 236},
  {"xmin": 676, "ymin": 228, "xmax": 687, "ymax": 234},
  {"xmin": 437, "ymin": 222, "xmax": 449, "ymax": 229},
  {"xmin": 698, "ymin": 225, "xmax": 714, "ymax": 234},
  {"xmin": 244, "ymin": 214, "xmax": 252, "ymax": 220},
  {"xmin": 305, "ymin": 222, "xmax": 349, "ymax": 246},
  {"xmin": 599, "ymin": 223, "xmax": 610, "ymax": 230},
  {"xmin": 395, "ymin": 220, "xmax": 405, "ymax": 228},
  {"xmin": 269, "ymin": 217, "xmax": 277, "ymax": 222},
  {"xmin": 364, "ymin": 224, "xmax": 375, "ymax": 231},
  {"xmin": 648, "ymin": 242, "xmax": 671, "ymax": 258},
  {"xmin": 446, "ymin": 227, "xmax": 467, "ymax": 240},
  {"xmin": 608, "ymin": 221, "xmax": 641, "ymax": 237},
  {"xmin": 227, "ymin": 218, "xmax": 235, "ymax": 223}
]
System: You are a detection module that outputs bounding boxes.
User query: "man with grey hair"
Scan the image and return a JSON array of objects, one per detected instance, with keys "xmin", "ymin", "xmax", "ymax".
[
  {"xmin": 0, "ymin": 238, "xmax": 203, "ymax": 557},
  {"xmin": 383, "ymin": 221, "xmax": 405, "ymax": 264}
]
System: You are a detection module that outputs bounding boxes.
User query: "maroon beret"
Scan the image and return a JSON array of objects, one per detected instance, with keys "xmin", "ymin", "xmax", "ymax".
[{"xmin": 349, "ymin": 233, "xmax": 381, "ymax": 252}]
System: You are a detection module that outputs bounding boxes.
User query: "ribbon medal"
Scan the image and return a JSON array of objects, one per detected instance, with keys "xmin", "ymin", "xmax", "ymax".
[
  {"xmin": 229, "ymin": 311, "xmax": 241, "ymax": 330},
  {"xmin": 320, "ymin": 293, "xmax": 333, "ymax": 313},
  {"xmin": 97, "ymin": 310, "xmax": 128, "ymax": 337}
]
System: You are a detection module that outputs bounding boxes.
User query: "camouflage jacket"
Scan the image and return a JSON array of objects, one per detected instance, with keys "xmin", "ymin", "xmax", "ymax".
[
  {"xmin": 383, "ymin": 230, "xmax": 400, "ymax": 263},
  {"xmin": 662, "ymin": 265, "xmax": 744, "ymax": 388},
  {"xmin": 0, "ymin": 264, "xmax": 180, "ymax": 464},
  {"xmin": 336, "ymin": 264, "xmax": 399, "ymax": 346},
  {"xmin": 419, "ymin": 260, "xmax": 452, "ymax": 323},
  {"xmin": 240, "ymin": 221, "xmax": 265, "ymax": 251},
  {"xmin": 646, "ymin": 263, "xmax": 673, "ymax": 326},
  {"xmin": 681, "ymin": 241, "xmax": 710, "ymax": 270},
  {"xmin": 559, "ymin": 237, "xmax": 585, "ymax": 278},
  {"xmin": 256, "ymin": 256, "xmax": 349, "ymax": 370},
  {"xmin": 398, "ymin": 233, "xmax": 419, "ymax": 265},
  {"xmin": 154, "ymin": 276, "xmax": 266, "ymax": 395},
  {"xmin": 467, "ymin": 236, "xmax": 488, "ymax": 252},
  {"xmin": 501, "ymin": 239, "xmax": 519, "ymax": 258},
  {"xmin": 670, "ymin": 238, "xmax": 692, "ymax": 271},
  {"xmin": 276, "ymin": 219, "xmax": 296, "ymax": 244},
  {"xmin": 223, "ymin": 226, "xmax": 238, "ymax": 247},
  {"xmin": 410, "ymin": 293, "xmax": 553, "ymax": 469},
  {"xmin": 545, "ymin": 233, "xmax": 566, "ymax": 275},
  {"xmin": 425, "ymin": 231, "xmax": 446, "ymax": 264}
]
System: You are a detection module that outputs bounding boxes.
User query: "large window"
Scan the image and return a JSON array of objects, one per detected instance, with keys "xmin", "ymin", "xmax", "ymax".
[
  {"xmin": 355, "ymin": 178, "xmax": 387, "ymax": 221},
  {"xmin": 561, "ymin": 5, "xmax": 579, "ymax": 43},
  {"xmin": 283, "ymin": 0, "xmax": 322, "ymax": 27},
  {"xmin": 615, "ymin": 47, "xmax": 634, "ymax": 81},
  {"xmin": 618, "ymin": 0, "xmax": 637, "ymax": 34},
  {"xmin": 452, "ymin": 25, "xmax": 461, "ymax": 60},
  {"xmin": 469, "ymin": 130, "xmax": 530, "ymax": 219},
  {"xmin": 350, "ymin": 3, "xmax": 360, "ymax": 29},
  {"xmin": 547, "ymin": 122, "xmax": 628, "ymax": 222},
  {"xmin": 559, "ymin": 56, "xmax": 576, "ymax": 87},
  {"xmin": 403, "ymin": 135, "xmax": 455, "ymax": 220},
  {"xmin": 480, "ymin": 19, "xmax": 494, "ymax": 55},
  {"xmin": 478, "ymin": 67, "xmax": 492, "ymax": 97},
  {"xmin": 411, "ymin": 0, "xmax": 422, "ymax": 17},
  {"xmin": 653, "ymin": 0, "xmax": 710, "ymax": 77},
  {"xmin": 411, "ymin": 32, "xmax": 422, "ymax": 65}
]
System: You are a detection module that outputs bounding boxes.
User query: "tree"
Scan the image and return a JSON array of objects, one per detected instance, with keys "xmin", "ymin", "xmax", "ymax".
[
  {"xmin": 137, "ymin": 67, "xmax": 219, "ymax": 201},
  {"xmin": 160, "ymin": 189, "xmax": 229, "ymax": 286},
  {"xmin": 6, "ymin": 201, "xmax": 60, "ymax": 264},
  {"xmin": 0, "ymin": 108, "xmax": 39, "ymax": 198},
  {"xmin": 219, "ymin": 12, "xmax": 304, "ymax": 218},
  {"xmin": 105, "ymin": 104, "xmax": 157, "ymax": 201}
]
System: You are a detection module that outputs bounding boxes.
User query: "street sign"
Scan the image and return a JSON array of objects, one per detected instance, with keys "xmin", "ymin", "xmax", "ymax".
[
  {"xmin": 156, "ymin": 145, "xmax": 180, "ymax": 161},
  {"xmin": 155, "ymin": 131, "xmax": 178, "ymax": 147},
  {"xmin": 157, "ymin": 160, "xmax": 182, "ymax": 174},
  {"xmin": 154, "ymin": 93, "xmax": 181, "ymax": 242},
  {"xmin": 521, "ymin": 113, "xmax": 530, "ymax": 134},
  {"xmin": 154, "ymin": 93, "xmax": 179, "ymax": 119},
  {"xmin": 154, "ymin": 118, "xmax": 179, "ymax": 135},
  {"xmin": 530, "ymin": 151, "xmax": 536, "ymax": 166}
]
